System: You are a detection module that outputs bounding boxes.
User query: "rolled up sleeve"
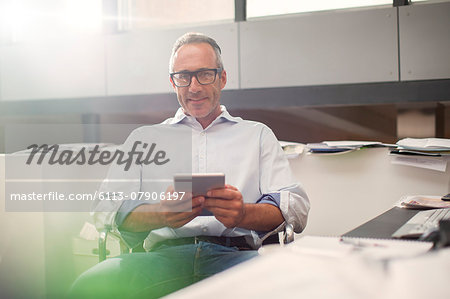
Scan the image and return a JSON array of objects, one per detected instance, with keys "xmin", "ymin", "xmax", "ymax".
[{"xmin": 259, "ymin": 126, "xmax": 310, "ymax": 233}]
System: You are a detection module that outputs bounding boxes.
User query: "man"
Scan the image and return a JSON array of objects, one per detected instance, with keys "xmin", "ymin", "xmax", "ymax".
[{"xmin": 70, "ymin": 32, "xmax": 309, "ymax": 298}]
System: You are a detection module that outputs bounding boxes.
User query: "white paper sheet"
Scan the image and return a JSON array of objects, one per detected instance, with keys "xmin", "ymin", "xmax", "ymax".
[
  {"xmin": 391, "ymin": 156, "xmax": 448, "ymax": 172},
  {"xmin": 397, "ymin": 138, "xmax": 450, "ymax": 150},
  {"xmin": 323, "ymin": 141, "xmax": 382, "ymax": 147}
]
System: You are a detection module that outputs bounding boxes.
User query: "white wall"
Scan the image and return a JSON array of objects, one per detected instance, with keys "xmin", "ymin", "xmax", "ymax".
[{"xmin": 0, "ymin": 1, "xmax": 449, "ymax": 101}]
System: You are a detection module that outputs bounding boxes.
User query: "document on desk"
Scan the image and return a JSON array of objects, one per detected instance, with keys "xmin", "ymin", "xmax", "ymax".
[
  {"xmin": 323, "ymin": 140, "xmax": 396, "ymax": 147},
  {"xmin": 290, "ymin": 236, "xmax": 433, "ymax": 260},
  {"xmin": 307, "ymin": 140, "xmax": 396, "ymax": 155},
  {"xmin": 392, "ymin": 138, "xmax": 450, "ymax": 164},
  {"xmin": 395, "ymin": 195, "xmax": 450, "ymax": 209},
  {"xmin": 390, "ymin": 155, "xmax": 447, "ymax": 172},
  {"xmin": 397, "ymin": 137, "xmax": 450, "ymax": 150}
]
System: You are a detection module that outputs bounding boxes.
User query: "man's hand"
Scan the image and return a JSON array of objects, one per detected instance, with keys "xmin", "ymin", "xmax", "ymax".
[
  {"xmin": 160, "ymin": 194, "xmax": 205, "ymax": 228},
  {"xmin": 120, "ymin": 188, "xmax": 205, "ymax": 232},
  {"xmin": 203, "ymin": 184, "xmax": 246, "ymax": 228},
  {"xmin": 204, "ymin": 184, "xmax": 285, "ymax": 231}
]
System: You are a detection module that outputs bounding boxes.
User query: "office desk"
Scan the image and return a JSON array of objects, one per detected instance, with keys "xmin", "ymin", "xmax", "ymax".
[
  {"xmin": 166, "ymin": 208, "xmax": 450, "ymax": 299},
  {"xmin": 343, "ymin": 207, "xmax": 420, "ymax": 239}
]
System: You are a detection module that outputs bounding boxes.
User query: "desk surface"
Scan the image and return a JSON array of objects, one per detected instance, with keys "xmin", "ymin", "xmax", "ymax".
[
  {"xmin": 167, "ymin": 207, "xmax": 449, "ymax": 299},
  {"xmin": 343, "ymin": 207, "xmax": 420, "ymax": 239}
]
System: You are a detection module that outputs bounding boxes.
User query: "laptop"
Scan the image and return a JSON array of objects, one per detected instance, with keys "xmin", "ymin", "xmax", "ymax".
[{"xmin": 392, "ymin": 208, "xmax": 450, "ymax": 239}]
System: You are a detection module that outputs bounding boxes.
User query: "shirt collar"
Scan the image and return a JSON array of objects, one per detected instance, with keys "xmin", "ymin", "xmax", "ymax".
[{"xmin": 168, "ymin": 105, "xmax": 240, "ymax": 126}]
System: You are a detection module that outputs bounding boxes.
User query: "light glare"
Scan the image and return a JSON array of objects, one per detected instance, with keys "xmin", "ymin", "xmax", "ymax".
[
  {"xmin": 64, "ymin": 0, "xmax": 102, "ymax": 34},
  {"xmin": 2, "ymin": 0, "xmax": 103, "ymax": 42}
]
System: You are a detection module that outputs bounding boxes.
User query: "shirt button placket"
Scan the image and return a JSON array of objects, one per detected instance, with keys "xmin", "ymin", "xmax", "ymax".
[{"xmin": 199, "ymin": 131, "xmax": 206, "ymax": 172}]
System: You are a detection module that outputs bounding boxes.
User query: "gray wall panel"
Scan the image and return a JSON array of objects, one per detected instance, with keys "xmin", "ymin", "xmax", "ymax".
[
  {"xmin": 0, "ymin": 49, "xmax": 2, "ymax": 102},
  {"xmin": 240, "ymin": 6, "xmax": 399, "ymax": 88},
  {"xmin": 106, "ymin": 31, "xmax": 175, "ymax": 95},
  {"xmin": 0, "ymin": 36, "xmax": 106, "ymax": 101},
  {"xmin": 106, "ymin": 23, "xmax": 239, "ymax": 96},
  {"xmin": 399, "ymin": 1, "xmax": 450, "ymax": 81}
]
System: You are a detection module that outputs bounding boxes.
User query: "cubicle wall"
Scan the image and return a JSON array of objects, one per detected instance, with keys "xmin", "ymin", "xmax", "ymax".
[
  {"xmin": 0, "ymin": 36, "xmax": 106, "ymax": 100},
  {"xmin": 291, "ymin": 148, "xmax": 450, "ymax": 236},
  {"xmin": 240, "ymin": 7, "xmax": 398, "ymax": 88},
  {"xmin": 105, "ymin": 23, "xmax": 240, "ymax": 95},
  {"xmin": 0, "ymin": 154, "xmax": 116, "ymax": 298},
  {"xmin": 399, "ymin": 3, "xmax": 450, "ymax": 81},
  {"xmin": 0, "ymin": 23, "xmax": 240, "ymax": 101},
  {"xmin": 0, "ymin": 155, "xmax": 47, "ymax": 298},
  {"xmin": 0, "ymin": 1, "xmax": 449, "ymax": 101}
]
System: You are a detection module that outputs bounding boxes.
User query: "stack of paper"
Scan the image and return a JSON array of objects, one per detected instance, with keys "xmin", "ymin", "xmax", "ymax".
[
  {"xmin": 306, "ymin": 141, "xmax": 394, "ymax": 154},
  {"xmin": 390, "ymin": 138, "xmax": 450, "ymax": 172},
  {"xmin": 395, "ymin": 195, "xmax": 450, "ymax": 209},
  {"xmin": 392, "ymin": 138, "xmax": 450, "ymax": 157}
]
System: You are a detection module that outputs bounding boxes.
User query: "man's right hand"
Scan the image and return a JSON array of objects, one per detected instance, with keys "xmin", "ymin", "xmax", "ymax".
[
  {"xmin": 161, "ymin": 195, "xmax": 205, "ymax": 228},
  {"xmin": 120, "ymin": 191, "xmax": 205, "ymax": 232}
]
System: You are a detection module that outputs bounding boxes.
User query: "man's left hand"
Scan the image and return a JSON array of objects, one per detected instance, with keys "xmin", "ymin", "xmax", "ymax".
[{"xmin": 203, "ymin": 184, "xmax": 246, "ymax": 228}]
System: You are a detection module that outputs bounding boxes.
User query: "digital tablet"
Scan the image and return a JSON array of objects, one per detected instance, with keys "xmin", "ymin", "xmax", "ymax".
[{"xmin": 174, "ymin": 173, "xmax": 225, "ymax": 216}]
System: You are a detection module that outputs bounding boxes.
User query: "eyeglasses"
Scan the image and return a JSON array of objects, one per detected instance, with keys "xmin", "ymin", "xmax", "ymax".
[{"xmin": 170, "ymin": 68, "xmax": 222, "ymax": 87}]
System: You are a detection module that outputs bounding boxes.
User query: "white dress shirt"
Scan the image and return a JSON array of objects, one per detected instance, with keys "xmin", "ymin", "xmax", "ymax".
[{"xmin": 93, "ymin": 106, "xmax": 309, "ymax": 250}]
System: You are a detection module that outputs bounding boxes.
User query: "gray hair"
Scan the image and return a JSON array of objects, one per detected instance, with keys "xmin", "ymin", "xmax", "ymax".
[{"xmin": 169, "ymin": 32, "xmax": 224, "ymax": 73}]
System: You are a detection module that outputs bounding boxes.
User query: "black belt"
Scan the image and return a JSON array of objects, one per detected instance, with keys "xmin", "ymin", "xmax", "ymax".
[{"xmin": 152, "ymin": 236, "xmax": 254, "ymax": 251}]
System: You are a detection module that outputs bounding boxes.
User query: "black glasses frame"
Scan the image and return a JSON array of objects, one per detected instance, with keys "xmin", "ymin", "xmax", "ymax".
[{"xmin": 170, "ymin": 68, "xmax": 222, "ymax": 87}]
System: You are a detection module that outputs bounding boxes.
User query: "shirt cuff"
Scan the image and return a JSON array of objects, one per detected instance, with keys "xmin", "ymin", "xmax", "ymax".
[{"xmin": 255, "ymin": 193, "xmax": 281, "ymax": 208}]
